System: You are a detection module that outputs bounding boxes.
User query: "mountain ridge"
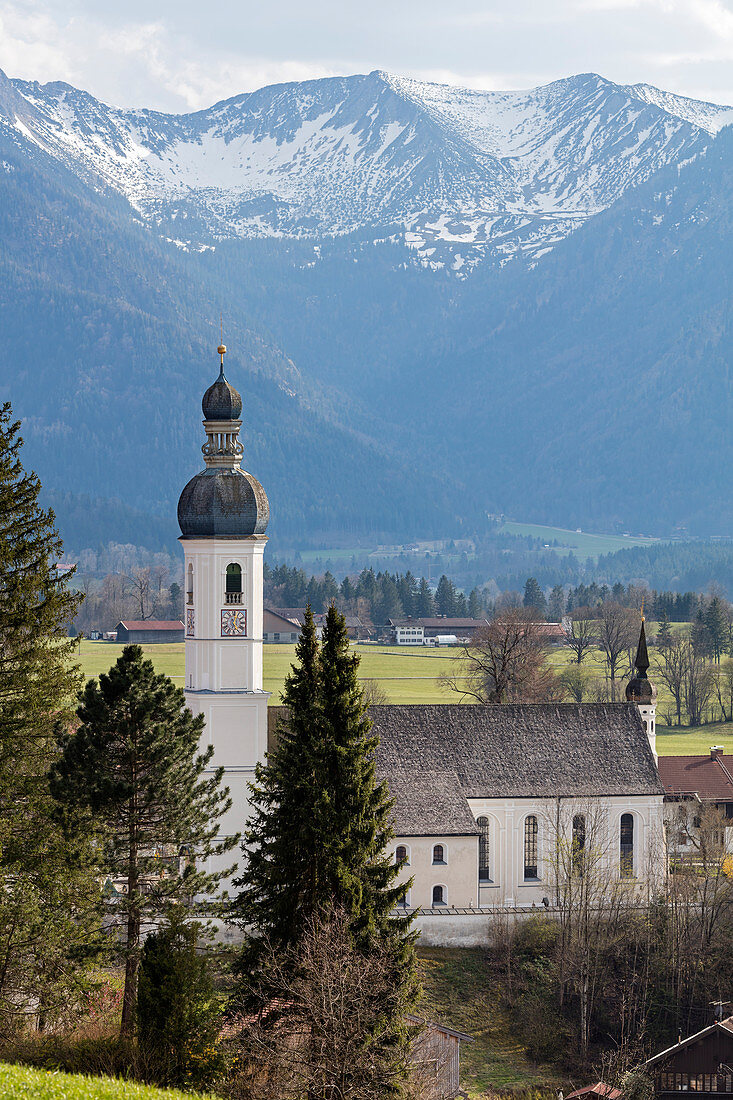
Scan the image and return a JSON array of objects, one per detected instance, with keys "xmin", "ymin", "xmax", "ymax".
[{"xmin": 2, "ymin": 67, "xmax": 729, "ymax": 269}]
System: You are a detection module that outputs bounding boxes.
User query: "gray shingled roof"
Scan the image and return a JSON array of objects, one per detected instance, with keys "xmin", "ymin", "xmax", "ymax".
[
  {"xmin": 372, "ymin": 704, "xmax": 663, "ymax": 799},
  {"xmin": 386, "ymin": 768, "xmax": 480, "ymax": 836}
]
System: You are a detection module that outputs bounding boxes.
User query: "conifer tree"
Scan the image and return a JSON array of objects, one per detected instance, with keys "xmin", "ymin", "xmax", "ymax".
[
  {"xmin": 51, "ymin": 645, "xmax": 237, "ymax": 1037},
  {"xmin": 0, "ymin": 402, "xmax": 105, "ymax": 1031},
  {"xmin": 656, "ymin": 611, "xmax": 673, "ymax": 652},
  {"xmin": 233, "ymin": 604, "xmax": 414, "ymax": 987}
]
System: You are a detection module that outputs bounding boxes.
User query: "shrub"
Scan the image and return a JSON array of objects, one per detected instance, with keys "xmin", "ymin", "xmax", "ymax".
[{"xmin": 137, "ymin": 915, "xmax": 225, "ymax": 1090}]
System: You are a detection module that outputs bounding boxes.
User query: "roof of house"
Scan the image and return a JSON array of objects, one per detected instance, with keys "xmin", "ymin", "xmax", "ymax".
[
  {"xmin": 643, "ymin": 1017, "xmax": 733, "ymax": 1068},
  {"xmin": 268, "ymin": 607, "xmax": 307, "ymax": 624},
  {"xmin": 387, "ymin": 768, "xmax": 481, "ymax": 836},
  {"xmin": 371, "ymin": 704, "xmax": 663, "ymax": 800},
  {"xmin": 264, "ymin": 608, "xmax": 302, "ymax": 628},
  {"xmin": 117, "ymin": 620, "xmax": 184, "ymax": 631},
  {"xmin": 405, "ymin": 1014, "xmax": 474, "ymax": 1042},
  {"xmin": 657, "ymin": 754, "xmax": 733, "ymax": 801},
  {"xmin": 566, "ymin": 1084, "xmax": 621, "ymax": 1100},
  {"xmin": 415, "ymin": 618, "xmax": 487, "ymax": 630}
]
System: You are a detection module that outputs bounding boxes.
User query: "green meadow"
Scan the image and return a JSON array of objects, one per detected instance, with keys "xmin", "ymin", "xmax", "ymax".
[
  {"xmin": 498, "ymin": 520, "xmax": 659, "ymax": 560},
  {"xmin": 0, "ymin": 1063, "xmax": 213, "ymax": 1100},
  {"xmin": 72, "ymin": 639, "xmax": 731, "ymax": 755}
]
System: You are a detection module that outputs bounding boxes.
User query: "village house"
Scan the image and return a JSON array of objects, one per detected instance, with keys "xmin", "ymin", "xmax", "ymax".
[
  {"xmin": 642, "ymin": 1014, "xmax": 733, "ymax": 1098},
  {"xmin": 658, "ymin": 746, "xmax": 733, "ymax": 857}
]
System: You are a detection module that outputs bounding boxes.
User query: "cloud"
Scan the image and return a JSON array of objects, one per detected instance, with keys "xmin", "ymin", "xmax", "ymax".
[
  {"xmin": 0, "ymin": 0, "xmax": 730, "ymax": 111},
  {"xmin": 0, "ymin": 1, "xmax": 341, "ymax": 110}
]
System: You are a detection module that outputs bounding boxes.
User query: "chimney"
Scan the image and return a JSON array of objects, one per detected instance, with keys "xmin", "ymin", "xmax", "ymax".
[{"xmin": 710, "ymin": 746, "xmax": 724, "ymax": 760}]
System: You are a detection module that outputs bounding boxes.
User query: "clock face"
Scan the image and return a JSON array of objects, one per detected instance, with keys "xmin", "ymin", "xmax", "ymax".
[
  {"xmin": 221, "ymin": 608, "xmax": 247, "ymax": 637},
  {"xmin": 186, "ymin": 609, "xmax": 195, "ymax": 637}
]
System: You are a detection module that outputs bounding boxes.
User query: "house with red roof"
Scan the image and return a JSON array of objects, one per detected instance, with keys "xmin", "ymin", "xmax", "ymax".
[{"xmin": 657, "ymin": 746, "xmax": 733, "ymax": 857}]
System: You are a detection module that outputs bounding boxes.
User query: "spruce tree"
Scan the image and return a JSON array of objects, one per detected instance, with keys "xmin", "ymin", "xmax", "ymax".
[
  {"xmin": 50, "ymin": 645, "xmax": 237, "ymax": 1037},
  {"xmin": 0, "ymin": 402, "xmax": 104, "ymax": 1031},
  {"xmin": 656, "ymin": 611, "xmax": 673, "ymax": 652},
  {"xmin": 233, "ymin": 604, "xmax": 414, "ymax": 989}
]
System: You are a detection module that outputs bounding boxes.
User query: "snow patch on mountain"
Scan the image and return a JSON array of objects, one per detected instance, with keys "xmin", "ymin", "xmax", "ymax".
[{"xmin": 2, "ymin": 67, "xmax": 729, "ymax": 271}]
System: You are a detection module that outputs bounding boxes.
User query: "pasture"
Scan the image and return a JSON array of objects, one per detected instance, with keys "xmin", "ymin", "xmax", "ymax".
[
  {"xmin": 71, "ymin": 638, "xmax": 731, "ymax": 754},
  {"xmin": 498, "ymin": 520, "xmax": 659, "ymax": 560}
]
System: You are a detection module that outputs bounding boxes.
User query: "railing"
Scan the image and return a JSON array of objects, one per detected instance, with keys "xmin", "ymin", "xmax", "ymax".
[{"xmin": 225, "ymin": 592, "xmax": 242, "ymax": 604}]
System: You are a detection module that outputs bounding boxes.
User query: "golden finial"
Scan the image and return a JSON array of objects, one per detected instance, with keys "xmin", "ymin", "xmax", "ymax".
[
  {"xmin": 217, "ymin": 315, "xmax": 226, "ymax": 366},
  {"xmin": 641, "ymin": 593, "xmax": 645, "ymax": 623}
]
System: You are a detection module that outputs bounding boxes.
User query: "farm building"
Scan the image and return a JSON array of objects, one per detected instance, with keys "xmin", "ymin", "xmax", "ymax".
[
  {"xmin": 388, "ymin": 617, "xmax": 489, "ymax": 644},
  {"xmin": 115, "ymin": 620, "xmax": 184, "ymax": 643},
  {"xmin": 409, "ymin": 1016, "xmax": 473, "ymax": 1099},
  {"xmin": 263, "ymin": 608, "xmax": 301, "ymax": 643}
]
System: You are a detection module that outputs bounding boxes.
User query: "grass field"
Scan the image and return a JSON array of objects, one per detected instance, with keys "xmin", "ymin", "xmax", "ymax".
[
  {"xmin": 417, "ymin": 948, "xmax": 562, "ymax": 1096},
  {"xmin": 0, "ymin": 1063, "xmax": 211, "ymax": 1099},
  {"xmin": 73, "ymin": 640, "xmax": 463, "ymax": 706},
  {"xmin": 72, "ymin": 640, "xmax": 732, "ymax": 755},
  {"xmin": 498, "ymin": 521, "xmax": 659, "ymax": 560}
]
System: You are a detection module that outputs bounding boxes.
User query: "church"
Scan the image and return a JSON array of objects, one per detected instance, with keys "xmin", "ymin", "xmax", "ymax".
[{"xmin": 177, "ymin": 348, "xmax": 666, "ymax": 946}]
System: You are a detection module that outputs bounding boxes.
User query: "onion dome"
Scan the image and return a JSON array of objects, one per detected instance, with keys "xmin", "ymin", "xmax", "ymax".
[
  {"xmin": 178, "ymin": 468, "xmax": 269, "ymax": 538},
  {"xmin": 178, "ymin": 341, "xmax": 269, "ymax": 540},
  {"xmin": 626, "ymin": 618, "xmax": 657, "ymax": 703},
  {"xmin": 202, "ymin": 345, "xmax": 242, "ymax": 420}
]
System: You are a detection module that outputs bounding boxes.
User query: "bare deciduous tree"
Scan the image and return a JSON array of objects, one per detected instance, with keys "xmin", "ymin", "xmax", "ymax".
[
  {"xmin": 442, "ymin": 608, "xmax": 560, "ymax": 703},
  {"xmin": 563, "ymin": 608, "xmax": 597, "ymax": 665},
  {"xmin": 596, "ymin": 603, "xmax": 638, "ymax": 701},
  {"xmin": 226, "ymin": 908, "xmax": 422, "ymax": 1100}
]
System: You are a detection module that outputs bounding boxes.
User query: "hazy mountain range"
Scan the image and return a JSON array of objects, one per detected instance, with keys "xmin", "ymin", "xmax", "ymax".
[{"xmin": 0, "ymin": 66, "xmax": 730, "ymax": 550}]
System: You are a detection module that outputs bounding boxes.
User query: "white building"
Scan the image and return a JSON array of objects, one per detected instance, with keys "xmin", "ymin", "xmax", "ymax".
[
  {"xmin": 177, "ymin": 350, "xmax": 666, "ymax": 943},
  {"xmin": 177, "ymin": 344, "xmax": 270, "ymax": 887}
]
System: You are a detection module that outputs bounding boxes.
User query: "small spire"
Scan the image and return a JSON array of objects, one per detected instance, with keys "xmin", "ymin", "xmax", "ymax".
[
  {"xmin": 217, "ymin": 315, "xmax": 226, "ymax": 374},
  {"xmin": 634, "ymin": 617, "xmax": 650, "ymax": 677}
]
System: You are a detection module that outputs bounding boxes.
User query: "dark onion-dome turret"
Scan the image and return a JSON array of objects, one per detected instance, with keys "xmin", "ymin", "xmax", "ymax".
[
  {"xmin": 178, "ymin": 342, "xmax": 269, "ymax": 540},
  {"xmin": 202, "ymin": 343, "xmax": 243, "ymax": 420},
  {"xmin": 626, "ymin": 618, "xmax": 657, "ymax": 703}
]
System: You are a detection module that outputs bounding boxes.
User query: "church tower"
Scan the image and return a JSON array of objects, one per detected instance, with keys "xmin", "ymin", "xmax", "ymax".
[
  {"xmin": 177, "ymin": 341, "xmax": 269, "ymax": 878},
  {"xmin": 626, "ymin": 616, "xmax": 657, "ymax": 760}
]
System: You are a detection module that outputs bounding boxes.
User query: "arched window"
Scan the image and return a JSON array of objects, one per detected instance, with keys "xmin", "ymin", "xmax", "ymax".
[
  {"xmin": 477, "ymin": 816, "xmax": 491, "ymax": 882},
  {"xmin": 395, "ymin": 845, "xmax": 409, "ymax": 866},
  {"xmin": 524, "ymin": 815, "xmax": 538, "ymax": 879},
  {"xmin": 572, "ymin": 814, "xmax": 586, "ymax": 876},
  {"xmin": 186, "ymin": 563, "xmax": 194, "ymax": 605},
  {"xmin": 620, "ymin": 813, "xmax": 634, "ymax": 877},
  {"xmin": 225, "ymin": 563, "xmax": 242, "ymax": 603},
  {"xmin": 432, "ymin": 844, "xmax": 445, "ymax": 865},
  {"xmin": 432, "ymin": 884, "xmax": 446, "ymax": 906},
  {"xmin": 397, "ymin": 885, "xmax": 410, "ymax": 909}
]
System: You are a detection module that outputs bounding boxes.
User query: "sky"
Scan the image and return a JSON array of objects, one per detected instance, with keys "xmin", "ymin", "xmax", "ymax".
[{"xmin": 0, "ymin": 0, "xmax": 731, "ymax": 112}]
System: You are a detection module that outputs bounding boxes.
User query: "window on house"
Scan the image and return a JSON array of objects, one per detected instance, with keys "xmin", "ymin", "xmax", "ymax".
[
  {"xmin": 432, "ymin": 844, "xmax": 445, "ymax": 864},
  {"xmin": 524, "ymin": 815, "xmax": 538, "ymax": 879},
  {"xmin": 397, "ymin": 886, "xmax": 410, "ymax": 908},
  {"xmin": 432, "ymin": 885, "xmax": 446, "ymax": 906},
  {"xmin": 572, "ymin": 814, "xmax": 586, "ymax": 876},
  {"xmin": 395, "ymin": 845, "xmax": 409, "ymax": 866},
  {"xmin": 477, "ymin": 816, "xmax": 490, "ymax": 881},
  {"xmin": 620, "ymin": 813, "xmax": 634, "ymax": 877},
  {"xmin": 186, "ymin": 563, "xmax": 194, "ymax": 604},
  {"xmin": 225, "ymin": 563, "xmax": 242, "ymax": 603}
]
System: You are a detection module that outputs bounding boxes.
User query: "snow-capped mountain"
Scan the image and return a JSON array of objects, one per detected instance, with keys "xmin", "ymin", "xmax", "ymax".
[{"xmin": 1, "ymin": 66, "xmax": 731, "ymax": 269}]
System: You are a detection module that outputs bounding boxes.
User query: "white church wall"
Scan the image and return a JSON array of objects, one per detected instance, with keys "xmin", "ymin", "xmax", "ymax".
[
  {"xmin": 466, "ymin": 795, "xmax": 665, "ymax": 908},
  {"xmin": 392, "ymin": 835, "xmax": 480, "ymax": 909}
]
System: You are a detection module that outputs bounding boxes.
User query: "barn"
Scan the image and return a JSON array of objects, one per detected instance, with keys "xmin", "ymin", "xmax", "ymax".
[{"xmin": 115, "ymin": 620, "xmax": 185, "ymax": 643}]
